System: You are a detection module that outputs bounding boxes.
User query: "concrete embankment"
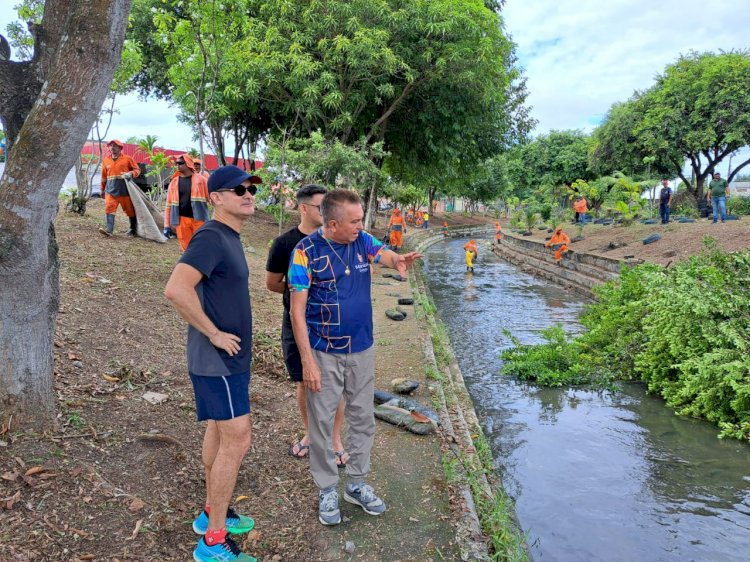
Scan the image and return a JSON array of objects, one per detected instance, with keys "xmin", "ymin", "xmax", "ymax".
[{"xmin": 493, "ymin": 231, "xmax": 633, "ymax": 298}]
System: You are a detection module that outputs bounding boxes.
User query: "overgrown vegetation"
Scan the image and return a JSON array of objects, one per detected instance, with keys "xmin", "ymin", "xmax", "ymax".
[{"xmin": 501, "ymin": 241, "xmax": 750, "ymax": 441}]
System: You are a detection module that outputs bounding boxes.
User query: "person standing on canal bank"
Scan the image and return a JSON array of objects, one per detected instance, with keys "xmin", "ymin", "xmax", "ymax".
[
  {"xmin": 165, "ymin": 165, "xmax": 260, "ymax": 562},
  {"xmin": 99, "ymin": 139, "xmax": 141, "ymax": 237},
  {"xmin": 387, "ymin": 208, "xmax": 406, "ymax": 252},
  {"xmin": 658, "ymin": 179, "xmax": 672, "ymax": 224},
  {"xmin": 573, "ymin": 196, "xmax": 588, "ymax": 224},
  {"xmin": 495, "ymin": 221, "xmax": 503, "ymax": 243},
  {"xmin": 265, "ymin": 183, "xmax": 348, "ymax": 467},
  {"xmin": 707, "ymin": 172, "xmax": 729, "ymax": 223},
  {"xmin": 194, "ymin": 159, "xmax": 211, "ymax": 179},
  {"xmin": 164, "ymin": 154, "xmax": 211, "ymax": 251},
  {"xmin": 288, "ymin": 189, "xmax": 421, "ymax": 526}
]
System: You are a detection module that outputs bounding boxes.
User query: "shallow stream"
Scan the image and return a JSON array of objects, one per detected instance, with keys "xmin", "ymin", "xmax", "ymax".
[{"xmin": 422, "ymin": 237, "xmax": 750, "ymax": 561}]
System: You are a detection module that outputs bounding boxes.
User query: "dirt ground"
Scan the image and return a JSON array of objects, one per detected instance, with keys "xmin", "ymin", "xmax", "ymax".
[
  {"xmin": 2, "ymin": 201, "xmax": 745, "ymax": 562},
  {"xmin": 0, "ymin": 201, "xmax": 498, "ymax": 562}
]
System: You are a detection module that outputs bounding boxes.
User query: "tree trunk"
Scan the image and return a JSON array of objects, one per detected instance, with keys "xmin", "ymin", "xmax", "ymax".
[
  {"xmin": 0, "ymin": 0, "xmax": 132, "ymax": 430},
  {"xmin": 364, "ymin": 183, "xmax": 378, "ymax": 231}
]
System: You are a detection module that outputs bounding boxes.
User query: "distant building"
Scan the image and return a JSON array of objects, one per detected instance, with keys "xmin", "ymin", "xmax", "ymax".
[{"xmin": 729, "ymin": 181, "xmax": 750, "ymax": 197}]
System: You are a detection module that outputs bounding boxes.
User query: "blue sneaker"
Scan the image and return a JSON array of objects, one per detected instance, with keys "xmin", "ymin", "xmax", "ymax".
[
  {"xmin": 344, "ymin": 483, "xmax": 387, "ymax": 515},
  {"xmin": 193, "ymin": 536, "xmax": 256, "ymax": 562},
  {"xmin": 318, "ymin": 488, "xmax": 341, "ymax": 526},
  {"xmin": 193, "ymin": 508, "xmax": 255, "ymax": 535}
]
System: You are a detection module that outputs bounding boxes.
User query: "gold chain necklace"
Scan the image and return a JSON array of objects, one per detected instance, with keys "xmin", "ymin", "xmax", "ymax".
[{"xmin": 323, "ymin": 234, "xmax": 351, "ymax": 276}]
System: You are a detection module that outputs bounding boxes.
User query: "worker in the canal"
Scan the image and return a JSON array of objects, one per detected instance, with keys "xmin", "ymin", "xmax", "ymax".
[
  {"xmin": 463, "ymin": 240, "xmax": 478, "ymax": 269},
  {"xmin": 495, "ymin": 221, "xmax": 502, "ymax": 243},
  {"xmin": 442, "ymin": 221, "xmax": 449, "ymax": 237},
  {"xmin": 465, "ymin": 247, "xmax": 475, "ymax": 272},
  {"xmin": 387, "ymin": 208, "xmax": 406, "ymax": 252},
  {"xmin": 545, "ymin": 226, "xmax": 571, "ymax": 263}
]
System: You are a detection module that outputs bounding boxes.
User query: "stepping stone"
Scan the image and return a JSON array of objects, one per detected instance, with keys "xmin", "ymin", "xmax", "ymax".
[
  {"xmin": 677, "ymin": 218, "xmax": 696, "ymax": 223},
  {"xmin": 396, "ymin": 306, "xmax": 408, "ymax": 318},
  {"xmin": 397, "ymin": 298, "xmax": 414, "ymax": 305},
  {"xmin": 391, "ymin": 378, "xmax": 420, "ymax": 394},
  {"xmin": 641, "ymin": 218, "xmax": 658, "ymax": 225},
  {"xmin": 643, "ymin": 233, "xmax": 661, "ymax": 245},
  {"xmin": 385, "ymin": 308, "xmax": 406, "ymax": 321}
]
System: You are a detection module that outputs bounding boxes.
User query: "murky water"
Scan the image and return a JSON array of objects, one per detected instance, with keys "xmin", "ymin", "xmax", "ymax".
[{"xmin": 422, "ymin": 238, "xmax": 750, "ymax": 562}]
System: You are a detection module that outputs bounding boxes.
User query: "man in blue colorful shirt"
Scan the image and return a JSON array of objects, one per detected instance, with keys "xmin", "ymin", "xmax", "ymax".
[{"xmin": 288, "ymin": 189, "xmax": 421, "ymax": 526}]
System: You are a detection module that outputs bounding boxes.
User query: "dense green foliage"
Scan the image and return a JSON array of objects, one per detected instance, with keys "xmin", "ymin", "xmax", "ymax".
[{"xmin": 501, "ymin": 244, "xmax": 750, "ymax": 440}]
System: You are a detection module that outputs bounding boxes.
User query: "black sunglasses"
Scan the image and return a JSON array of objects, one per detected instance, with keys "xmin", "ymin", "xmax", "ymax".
[
  {"xmin": 176, "ymin": 160, "xmax": 186, "ymax": 165},
  {"xmin": 217, "ymin": 185, "xmax": 257, "ymax": 196}
]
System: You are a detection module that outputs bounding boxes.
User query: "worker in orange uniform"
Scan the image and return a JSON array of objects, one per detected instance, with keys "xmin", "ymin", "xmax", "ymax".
[
  {"xmin": 442, "ymin": 221, "xmax": 449, "ymax": 237},
  {"xmin": 545, "ymin": 227, "xmax": 571, "ymax": 262},
  {"xmin": 463, "ymin": 239, "xmax": 478, "ymax": 265},
  {"xmin": 99, "ymin": 139, "xmax": 141, "ymax": 237},
  {"xmin": 573, "ymin": 197, "xmax": 588, "ymax": 224},
  {"xmin": 193, "ymin": 159, "xmax": 210, "ymax": 179},
  {"xmin": 415, "ymin": 211, "xmax": 424, "ymax": 228},
  {"xmin": 495, "ymin": 221, "xmax": 502, "ymax": 243},
  {"xmin": 164, "ymin": 154, "xmax": 210, "ymax": 251},
  {"xmin": 387, "ymin": 208, "xmax": 407, "ymax": 252}
]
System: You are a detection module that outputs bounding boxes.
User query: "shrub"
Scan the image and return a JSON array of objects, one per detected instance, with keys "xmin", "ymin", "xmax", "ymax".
[
  {"xmin": 501, "ymin": 244, "xmax": 750, "ymax": 441},
  {"xmin": 727, "ymin": 196, "xmax": 750, "ymax": 216}
]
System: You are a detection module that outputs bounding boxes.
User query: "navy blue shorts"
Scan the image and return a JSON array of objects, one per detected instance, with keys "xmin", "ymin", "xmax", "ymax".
[{"xmin": 190, "ymin": 372, "xmax": 251, "ymax": 421}]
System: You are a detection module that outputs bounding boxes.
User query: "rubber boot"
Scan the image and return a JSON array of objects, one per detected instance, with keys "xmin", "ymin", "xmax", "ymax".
[
  {"xmin": 99, "ymin": 214, "xmax": 115, "ymax": 237},
  {"xmin": 126, "ymin": 216, "xmax": 138, "ymax": 237}
]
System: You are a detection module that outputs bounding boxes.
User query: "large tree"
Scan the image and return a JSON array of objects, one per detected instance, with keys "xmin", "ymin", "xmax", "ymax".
[
  {"xmin": 0, "ymin": 0, "xmax": 132, "ymax": 428},
  {"xmin": 501, "ymin": 129, "xmax": 594, "ymax": 199},
  {"xmin": 591, "ymin": 51, "xmax": 750, "ymax": 201}
]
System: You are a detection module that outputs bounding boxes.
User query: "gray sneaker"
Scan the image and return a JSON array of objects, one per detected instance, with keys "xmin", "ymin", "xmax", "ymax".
[
  {"xmin": 318, "ymin": 488, "xmax": 341, "ymax": 526},
  {"xmin": 344, "ymin": 484, "xmax": 386, "ymax": 516}
]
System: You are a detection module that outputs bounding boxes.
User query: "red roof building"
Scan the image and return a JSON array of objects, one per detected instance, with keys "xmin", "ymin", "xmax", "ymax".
[{"xmin": 80, "ymin": 141, "xmax": 263, "ymax": 172}]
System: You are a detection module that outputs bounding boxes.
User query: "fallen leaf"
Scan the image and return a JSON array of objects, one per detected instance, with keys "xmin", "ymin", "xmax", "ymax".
[
  {"xmin": 2, "ymin": 491, "xmax": 21, "ymax": 510},
  {"xmin": 410, "ymin": 411, "xmax": 431, "ymax": 423},
  {"xmin": 25, "ymin": 466, "xmax": 45, "ymax": 477},
  {"xmin": 128, "ymin": 518, "xmax": 143, "ymax": 540},
  {"xmin": 68, "ymin": 351, "xmax": 79, "ymax": 360},
  {"xmin": 1, "ymin": 471, "xmax": 18, "ymax": 482},
  {"xmin": 235, "ymin": 495, "xmax": 250, "ymax": 503},
  {"xmin": 77, "ymin": 555, "xmax": 96, "ymax": 561},
  {"xmin": 128, "ymin": 498, "xmax": 146, "ymax": 512},
  {"xmin": 102, "ymin": 374, "xmax": 121, "ymax": 383}
]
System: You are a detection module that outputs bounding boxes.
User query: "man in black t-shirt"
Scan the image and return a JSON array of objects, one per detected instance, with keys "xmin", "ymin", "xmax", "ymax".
[
  {"xmin": 165, "ymin": 165, "xmax": 261, "ymax": 562},
  {"xmin": 265, "ymin": 184, "xmax": 348, "ymax": 466}
]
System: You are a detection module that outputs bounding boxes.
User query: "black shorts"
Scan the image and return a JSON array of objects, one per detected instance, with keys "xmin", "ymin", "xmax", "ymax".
[{"xmin": 282, "ymin": 313, "xmax": 303, "ymax": 382}]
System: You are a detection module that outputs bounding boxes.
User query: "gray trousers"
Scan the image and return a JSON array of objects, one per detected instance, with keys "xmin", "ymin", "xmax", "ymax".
[{"xmin": 308, "ymin": 347, "xmax": 375, "ymax": 490}]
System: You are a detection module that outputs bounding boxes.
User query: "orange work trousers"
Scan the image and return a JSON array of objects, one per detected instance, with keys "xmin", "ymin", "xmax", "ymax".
[
  {"xmin": 176, "ymin": 217, "xmax": 205, "ymax": 251},
  {"xmin": 390, "ymin": 230, "xmax": 403, "ymax": 248},
  {"xmin": 104, "ymin": 194, "xmax": 135, "ymax": 217},
  {"xmin": 554, "ymin": 244, "xmax": 568, "ymax": 262}
]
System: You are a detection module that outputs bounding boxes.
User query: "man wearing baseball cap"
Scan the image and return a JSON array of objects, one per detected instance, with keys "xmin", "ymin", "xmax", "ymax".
[
  {"xmin": 165, "ymin": 165, "xmax": 261, "ymax": 562},
  {"xmin": 99, "ymin": 140, "xmax": 141, "ymax": 237}
]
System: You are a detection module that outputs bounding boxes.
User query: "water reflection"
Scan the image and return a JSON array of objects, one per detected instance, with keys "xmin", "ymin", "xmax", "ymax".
[{"xmin": 423, "ymin": 238, "xmax": 750, "ymax": 561}]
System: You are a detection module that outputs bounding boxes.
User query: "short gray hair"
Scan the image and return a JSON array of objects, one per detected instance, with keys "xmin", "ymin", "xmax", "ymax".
[{"xmin": 320, "ymin": 189, "xmax": 362, "ymax": 223}]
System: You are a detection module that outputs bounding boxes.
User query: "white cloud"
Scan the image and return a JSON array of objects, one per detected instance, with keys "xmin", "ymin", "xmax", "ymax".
[{"xmin": 503, "ymin": 0, "xmax": 750, "ymax": 134}]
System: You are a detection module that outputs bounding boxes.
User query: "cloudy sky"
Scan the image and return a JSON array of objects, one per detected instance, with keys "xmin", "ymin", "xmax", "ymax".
[
  {"xmin": 503, "ymin": 0, "xmax": 750, "ymax": 135},
  {"xmin": 2, "ymin": 1, "xmax": 749, "ymax": 163}
]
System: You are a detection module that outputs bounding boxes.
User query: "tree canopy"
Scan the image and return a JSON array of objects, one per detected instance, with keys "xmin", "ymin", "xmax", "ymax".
[{"xmin": 590, "ymin": 51, "xmax": 750, "ymax": 200}]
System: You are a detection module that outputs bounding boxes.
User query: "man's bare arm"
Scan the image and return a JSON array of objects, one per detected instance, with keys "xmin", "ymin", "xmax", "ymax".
[
  {"xmin": 265, "ymin": 271, "xmax": 286, "ymax": 294},
  {"xmin": 164, "ymin": 263, "xmax": 241, "ymax": 356}
]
